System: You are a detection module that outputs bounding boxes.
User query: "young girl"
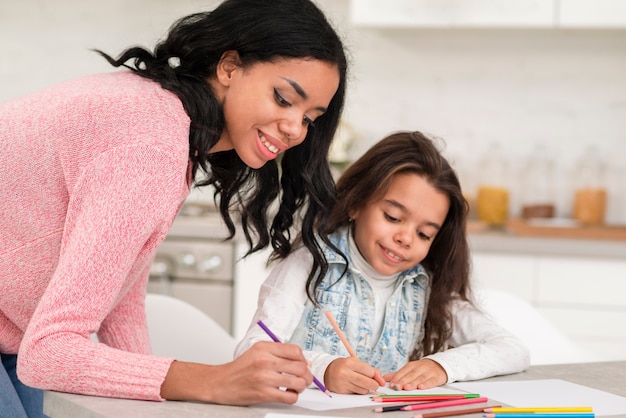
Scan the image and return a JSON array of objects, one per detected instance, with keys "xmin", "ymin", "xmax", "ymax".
[
  {"xmin": 236, "ymin": 131, "xmax": 530, "ymax": 394},
  {"xmin": 0, "ymin": 0, "xmax": 347, "ymax": 414}
]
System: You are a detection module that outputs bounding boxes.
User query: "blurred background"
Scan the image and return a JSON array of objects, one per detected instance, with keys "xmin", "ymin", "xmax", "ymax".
[
  {"xmin": 2, "ymin": 0, "xmax": 625, "ymax": 223},
  {"xmin": 2, "ymin": 0, "xmax": 625, "ymax": 364}
]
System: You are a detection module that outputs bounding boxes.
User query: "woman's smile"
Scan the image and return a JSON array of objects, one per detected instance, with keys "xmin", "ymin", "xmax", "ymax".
[{"xmin": 257, "ymin": 130, "xmax": 286, "ymax": 160}]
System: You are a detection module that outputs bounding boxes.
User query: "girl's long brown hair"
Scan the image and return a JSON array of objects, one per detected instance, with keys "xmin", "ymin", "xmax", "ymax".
[{"xmin": 316, "ymin": 131, "xmax": 471, "ymax": 357}]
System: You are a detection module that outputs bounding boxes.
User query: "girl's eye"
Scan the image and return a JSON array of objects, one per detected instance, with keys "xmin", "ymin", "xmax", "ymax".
[
  {"xmin": 274, "ymin": 88, "xmax": 290, "ymax": 106},
  {"xmin": 303, "ymin": 115, "xmax": 316, "ymax": 128},
  {"xmin": 418, "ymin": 231, "xmax": 432, "ymax": 242},
  {"xmin": 384, "ymin": 213, "xmax": 399, "ymax": 223}
]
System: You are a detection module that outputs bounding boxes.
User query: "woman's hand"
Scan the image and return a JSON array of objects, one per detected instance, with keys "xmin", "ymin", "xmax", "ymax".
[
  {"xmin": 324, "ymin": 357, "xmax": 385, "ymax": 394},
  {"xmin": 383, "ymin": 358, "xmax": 447, "ymax": 390},
  {"xmin": 161, "ymin": 341, "xmax": 313, "ymax": 405}
]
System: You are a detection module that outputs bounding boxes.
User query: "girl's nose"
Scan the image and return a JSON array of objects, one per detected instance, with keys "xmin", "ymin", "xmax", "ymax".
[{"xmin": 395, "ymin": 228, "xmax": 413, "ymax": 247}]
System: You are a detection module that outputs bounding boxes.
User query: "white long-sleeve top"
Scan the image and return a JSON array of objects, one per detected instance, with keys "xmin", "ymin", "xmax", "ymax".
[{"xmin": 235, "ymin": 245, "xmax": 530, "ymax": 385}]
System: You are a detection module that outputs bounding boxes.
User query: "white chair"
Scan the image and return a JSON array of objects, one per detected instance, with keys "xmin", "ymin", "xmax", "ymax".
[
  {"xmin": 475, "ymin": 288, "xmax": 599, "ymax": 365},
  {"xmin": 145, "ymin": 293, "xmax": 236, "ymax": 364}
]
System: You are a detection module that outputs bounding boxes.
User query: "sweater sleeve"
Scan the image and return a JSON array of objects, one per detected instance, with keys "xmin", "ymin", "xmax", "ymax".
[
  {"xmin": 17, "ymin": 144, "xmax": 187, "ymax": 401},
  {"xmin": 97, "ymin": 266, "xmax": 151, "ymax": 355},
  {"xmin": 424, "ymin": 299, "xmax": 531, "ymax": 383}
]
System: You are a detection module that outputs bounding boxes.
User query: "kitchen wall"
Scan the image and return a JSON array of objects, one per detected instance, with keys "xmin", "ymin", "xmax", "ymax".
[
  {"xmin": 1, "ymin": 0, "xmax": 624, "ymax": 223},
  {"xmin": 317, "ymin": 1, "xmax": 626, "ymax": 224}
]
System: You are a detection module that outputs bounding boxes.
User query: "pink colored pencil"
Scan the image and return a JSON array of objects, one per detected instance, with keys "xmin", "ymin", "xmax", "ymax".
[
  {"xmin": 324, "ymin": 311, "xmax": 358, "ymax": 357},
  {"xmin": 401, "ymin": 396, "xmax": 489, "ymax": 411},
  {"xmin": 374, "ymin": 395, "xmax": 471, "ymax": 403}
]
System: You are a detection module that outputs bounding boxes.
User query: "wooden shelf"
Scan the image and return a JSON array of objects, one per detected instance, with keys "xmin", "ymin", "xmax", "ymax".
[{"xmin": 505, "ymin": 218, "xmax": 626, "ymax": 241}]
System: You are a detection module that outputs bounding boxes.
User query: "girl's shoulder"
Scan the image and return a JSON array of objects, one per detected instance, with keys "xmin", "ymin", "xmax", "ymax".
[{"xmin": 318, "ymin": 227, "xmax": 350, "ymax": 262}]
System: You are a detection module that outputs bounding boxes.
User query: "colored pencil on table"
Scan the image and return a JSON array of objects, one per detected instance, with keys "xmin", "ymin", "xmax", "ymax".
[
  {"xmin": 374, "ymin": 402, "xmax": 427, "ymax": 413},
  {"xmin": 401, "ymin": 396, "xmax": 489, "ymax": 411},
  {"xmin": 324, "ymin": 310, "xmax": 358, "ymax": 357},
  {"xmin": 412, "ymin": 405, "xmax": 502, "ymax": 418},
  {"xmin": 484, "ymin": 407, "xmax": 593, "ymax": 413},
  {"xmin": 484, "ymin": 414, "xmax": 595, "ymax": 418},
  {"xmin": 374, "ymin": 393, "xmax": 481, "ymax": 398},
  {"xmin": 256, "ymin": 320, "xmax": 332, "ymax": 398},
  {"xmin": 375, "ymin": 395, "xmax": 476, "ymax": 402},
  {"xmin": 375, "ymin": 401, "xmax": 494, "ymax": 413}
]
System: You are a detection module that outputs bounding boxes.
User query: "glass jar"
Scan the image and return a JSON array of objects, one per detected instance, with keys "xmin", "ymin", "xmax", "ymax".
[
  {"xmin": 520, "ymin": 145, "xmax": 556, "ymax": 219},
  {"xmin": 572, "ymin": 146, "xmax": 607, "ymax": 226},
  {"xmin": 476, "ymin": 143, "xmax": 509, "ymax": 227}
]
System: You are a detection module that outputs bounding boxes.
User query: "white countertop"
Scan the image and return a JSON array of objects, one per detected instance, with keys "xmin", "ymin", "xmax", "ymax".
[
  {"xmin": 43, "ymin": 361, "xmax": 626, "ymax": 418},
  {"xmin": 469, "ymin": 230, "xmax": 626, "ymax": 259},
  {"xmin": 166, "ymin": 212, "xmax": 626, "ymax": 260}
]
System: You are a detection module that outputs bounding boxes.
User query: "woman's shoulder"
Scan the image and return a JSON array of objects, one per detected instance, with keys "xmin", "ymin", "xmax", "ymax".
[
  {"xmin": 55, "ymin": 71, "xmax": 186, "ymax": 119},
  {"xmin": 51, "ymin": 72, "xmax": 190, "ymax": 154}
]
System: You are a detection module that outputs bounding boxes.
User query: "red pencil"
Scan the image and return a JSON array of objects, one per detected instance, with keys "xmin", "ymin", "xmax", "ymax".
[{"xmin": 401, "ymin": 396, "xmax": 489, "ymax": 411}]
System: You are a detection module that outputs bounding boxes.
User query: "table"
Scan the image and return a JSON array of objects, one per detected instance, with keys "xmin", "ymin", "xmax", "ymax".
[{"xmin": 44, "ymin": 361, "xmax": 626, "ymax": 418}]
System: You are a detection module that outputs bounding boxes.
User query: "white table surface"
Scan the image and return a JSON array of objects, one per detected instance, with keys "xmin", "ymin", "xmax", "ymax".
[{"xmin": 44, "ymin": 361, "xmax": 626, "ymax": 418}]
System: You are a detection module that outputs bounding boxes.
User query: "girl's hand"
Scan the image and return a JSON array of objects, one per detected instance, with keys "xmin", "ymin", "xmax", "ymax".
[
  {"xmin": 324, "ymin": 357, "xmax": 386, "ymax": 394},
  {"xmin": 383, "ymin": 359, "xmax": 448, "ymax": 390}
]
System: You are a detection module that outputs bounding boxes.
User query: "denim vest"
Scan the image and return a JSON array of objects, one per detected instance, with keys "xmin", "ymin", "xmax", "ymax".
[{"xmin": 289, "ymin": 227, "xmax": 431, "ymax": 374}]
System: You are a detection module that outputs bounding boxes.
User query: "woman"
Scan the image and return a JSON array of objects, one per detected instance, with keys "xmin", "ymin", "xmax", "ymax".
[{"xmin": 0, "ymin": 0, "xmax": 348, "ymax": 414}]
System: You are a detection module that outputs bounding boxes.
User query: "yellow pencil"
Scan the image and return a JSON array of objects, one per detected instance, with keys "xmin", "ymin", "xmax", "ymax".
[
  {"xmin": 324, "ymin": 310, "xmax": 358, "ymax": 357},
  {"xmin": 485, "ymin": 407, "xmax": 593, "ymax": 413}
]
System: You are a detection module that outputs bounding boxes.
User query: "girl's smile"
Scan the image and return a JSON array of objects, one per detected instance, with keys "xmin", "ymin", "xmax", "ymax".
[{"xmin": 379, "ymin": 243, "xmax": 406, "ymax": 263}]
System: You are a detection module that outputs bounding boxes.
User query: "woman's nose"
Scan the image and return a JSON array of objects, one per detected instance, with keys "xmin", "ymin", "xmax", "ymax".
[{"xmin": 279, "ymin": 114, "xmax": 305, "ymax": 145}]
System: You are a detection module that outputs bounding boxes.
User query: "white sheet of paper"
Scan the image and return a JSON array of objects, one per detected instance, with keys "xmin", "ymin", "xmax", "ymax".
[
  {"xmin": 265, "ymin": 414, "xmax": 344, "ymax": 418},
  {"xmin": 293, "ymin": 385, "xmax": 467, "ymax": 411},
  {"xmin": 449, "ymin": 379, "xmax": 626, "ymax": 416}
]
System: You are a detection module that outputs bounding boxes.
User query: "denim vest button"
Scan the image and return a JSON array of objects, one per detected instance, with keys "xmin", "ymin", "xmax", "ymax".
[
  {"xmin": 382, "ymin": 345, "xmax": 388, "ymax": 351},
  {"xmin": 390, "ymin": 302, "xmax": 396, "ymax": 308}
]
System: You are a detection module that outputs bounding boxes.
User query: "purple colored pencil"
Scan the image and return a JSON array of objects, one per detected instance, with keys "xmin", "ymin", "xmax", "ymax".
[{"xmin": 257, "ymin": 320, "xmax": 332, "ymax": 398}]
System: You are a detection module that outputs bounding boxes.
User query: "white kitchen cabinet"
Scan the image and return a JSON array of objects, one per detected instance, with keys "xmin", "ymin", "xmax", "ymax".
[
  {"xmin": 350, "ymin": 0, "xmax": 555, "ymax": 28},
  {"xmin": 350, "ymin": 0, "xmax": 626, "ymax": 28},
  {"xmin": 471, "ymin": 253, "xmax": 536, "ymax": 300},
  {"xmin": 470, "ymin": 247, "xmax": 626, "ymax": 362},
  {"xmin": 534, "ymin": 256, "xmax": 626, "ymax": 361},
  {"xmin": 558, "ymin": 0, "xmax": 626, "ymax": 28}
]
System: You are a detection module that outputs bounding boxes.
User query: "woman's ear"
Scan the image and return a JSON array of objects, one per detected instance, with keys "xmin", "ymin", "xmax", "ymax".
[{"xmin": 215, "ymin": 50, "xmax": 241, "ymax": 86}]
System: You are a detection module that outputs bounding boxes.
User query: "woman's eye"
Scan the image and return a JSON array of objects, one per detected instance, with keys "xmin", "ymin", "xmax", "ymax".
[
  {"xmin": 303, "ymin": 115, "xmax": 316, "ymax": 128},
  {"xmin": 274, "ymin": 88, "xmax": 290, "ymax": 106}
]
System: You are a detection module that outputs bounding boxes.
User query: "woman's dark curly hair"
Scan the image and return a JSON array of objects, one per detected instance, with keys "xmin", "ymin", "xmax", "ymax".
[
  {"xmin": 95, "ymin": 0, "xmax": 348, "ymax": 268},
  {"xmin": 317, "ymin": 131, "xmax": 471, "ymax": 357}
]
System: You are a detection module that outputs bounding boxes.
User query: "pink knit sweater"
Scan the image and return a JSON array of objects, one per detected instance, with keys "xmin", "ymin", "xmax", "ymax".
[{"xmin": 0, "ymin": 71, "xmax": 193, "ymax": 400}]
